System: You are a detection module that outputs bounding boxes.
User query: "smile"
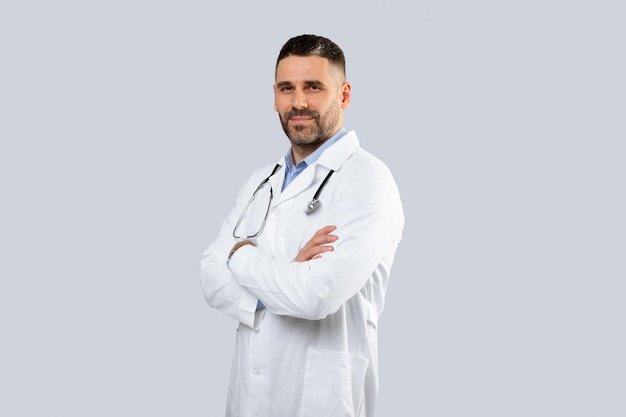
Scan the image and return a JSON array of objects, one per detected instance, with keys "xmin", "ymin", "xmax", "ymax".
[{"xmin": 289, "ymin": 117, "xmax": 314, "ymax": 124}]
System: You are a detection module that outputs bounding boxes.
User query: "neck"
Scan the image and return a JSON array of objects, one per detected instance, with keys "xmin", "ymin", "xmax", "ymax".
[
  {"xmin": 291, "ymin": 141, "xmax": 325, "ymax": 165},
  {"xmin": 290, "ymin": 126, "xmax": 343, "ymax": 165}
]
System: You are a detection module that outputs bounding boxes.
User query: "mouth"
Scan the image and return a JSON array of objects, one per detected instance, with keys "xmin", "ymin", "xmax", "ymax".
[{"xmin": 289, "ymin": 116, "xmax": 314, "ymax": 125}]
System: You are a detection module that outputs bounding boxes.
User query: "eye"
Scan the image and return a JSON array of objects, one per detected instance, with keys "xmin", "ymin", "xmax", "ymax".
[{"xmin": 280, "ymin": 86, "xmax": 293, "ymax": 92}]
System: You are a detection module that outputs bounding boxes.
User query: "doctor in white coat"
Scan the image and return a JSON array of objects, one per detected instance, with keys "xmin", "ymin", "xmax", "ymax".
[{"xmin": 200, "ymin": 34, "xmax": 404, "ymax": 417}]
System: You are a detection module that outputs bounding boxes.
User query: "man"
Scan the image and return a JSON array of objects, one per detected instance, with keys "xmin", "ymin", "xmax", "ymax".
[{"xmin": 200, "ymin": 34, "xmax": 404, "ymax": 417}]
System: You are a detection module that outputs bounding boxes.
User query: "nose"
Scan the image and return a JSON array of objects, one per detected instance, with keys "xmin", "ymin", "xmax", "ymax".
[{"xmin": 291, "ymin": 88, "xmax": 308, "ymax": 109}]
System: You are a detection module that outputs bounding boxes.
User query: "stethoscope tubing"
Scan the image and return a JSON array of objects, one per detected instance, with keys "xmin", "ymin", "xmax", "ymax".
[
  {"xmin": 232, "ymin": 163, "xmax": 335, "ymax": 239},
  {"xmin": 256, "ymin": 163, "xmax": 335, "ymax": 214}
]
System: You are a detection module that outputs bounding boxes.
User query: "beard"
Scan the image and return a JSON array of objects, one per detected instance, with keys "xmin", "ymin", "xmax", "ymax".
[{"xmin": 279, "ymin": 101, "xmax": 340, "ymax": 146}]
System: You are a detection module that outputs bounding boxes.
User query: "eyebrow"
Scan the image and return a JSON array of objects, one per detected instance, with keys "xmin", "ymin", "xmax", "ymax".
[{"xmin": 275, "ymin": 80, "xmax": 327, "ymax": 89}]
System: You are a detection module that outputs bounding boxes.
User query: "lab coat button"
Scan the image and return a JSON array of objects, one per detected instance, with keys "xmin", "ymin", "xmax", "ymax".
[{"xmin": 252, "ymin": 368, "xmax": 261, "ymax": 375}]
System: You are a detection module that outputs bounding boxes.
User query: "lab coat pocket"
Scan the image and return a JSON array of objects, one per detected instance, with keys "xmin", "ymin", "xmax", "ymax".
[{"xmin": 299, "ymin": 347, "xmax": 369, "ymax": 417}]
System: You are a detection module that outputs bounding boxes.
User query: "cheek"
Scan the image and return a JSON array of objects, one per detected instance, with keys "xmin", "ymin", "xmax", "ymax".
[{"xmin": 274, "ymin": 97, "xmax": 288, "ymax": 113}]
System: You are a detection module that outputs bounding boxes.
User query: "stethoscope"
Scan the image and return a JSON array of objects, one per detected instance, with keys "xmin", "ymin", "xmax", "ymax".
[
  {"xmin": 232, "ymin": 164, "xmax": 335, "ymax": 239},
  {"xmin": 267, "ymin": 163, "xmax": 335, "ymax": 214}
]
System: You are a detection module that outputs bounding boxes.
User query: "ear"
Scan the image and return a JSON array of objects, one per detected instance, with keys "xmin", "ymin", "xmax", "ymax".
[
  {"xmin": 273, "ymin": 84, "xmax": 278, "ymax": 112},
  {"xmin": 340, "ymin": 82, "xmax": 352, "ymax": 109}
]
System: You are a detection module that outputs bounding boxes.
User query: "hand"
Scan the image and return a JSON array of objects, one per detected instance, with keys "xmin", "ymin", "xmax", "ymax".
[
  {"xmin": 295, "ymin": 225, "xmax": 338, "ymax": 262},
  {"xmin": 229, "ymin": 240, "xmax": 255, "ymax": 258}
]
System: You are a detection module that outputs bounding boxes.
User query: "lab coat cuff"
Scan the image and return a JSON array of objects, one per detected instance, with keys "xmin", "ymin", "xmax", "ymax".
[
  {"xmin": 239, "ymin": 289, "xmax": 264, "ymax": 331},
  {"xmin": 228, "ymin": 243, "xmax": 254, "ymax": 275},
  {"xmin": 231, "ymin": 246, "xmax": 264, "ymax": 330}
]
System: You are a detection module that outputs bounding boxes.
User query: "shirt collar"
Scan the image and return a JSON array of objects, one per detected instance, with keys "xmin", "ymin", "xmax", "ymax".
[{"xmin": 284, "ymin": 127, "xmax": 348, "ymax": 170}]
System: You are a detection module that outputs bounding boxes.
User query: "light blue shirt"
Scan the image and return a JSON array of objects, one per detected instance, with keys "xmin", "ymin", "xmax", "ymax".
[{"xmin": 282, "ymin": 127, "xmax": 347, "ymax": 191}]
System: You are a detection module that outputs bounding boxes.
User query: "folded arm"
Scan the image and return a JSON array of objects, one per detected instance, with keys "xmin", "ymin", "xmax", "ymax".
[{"xmin": 227, "ymin": 164, "xmax": 404, "ymax": 320}]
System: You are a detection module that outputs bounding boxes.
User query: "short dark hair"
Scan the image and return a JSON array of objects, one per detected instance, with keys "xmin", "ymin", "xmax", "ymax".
[{"xmin": 275, "ymin": 34, "xmax": 346, "ymax": 78}]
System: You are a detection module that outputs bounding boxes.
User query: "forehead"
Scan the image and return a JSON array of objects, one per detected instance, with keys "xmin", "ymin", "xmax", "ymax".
[{"xmin": 275, "ymin": 55, "xmax": 336, "ymax": 83}]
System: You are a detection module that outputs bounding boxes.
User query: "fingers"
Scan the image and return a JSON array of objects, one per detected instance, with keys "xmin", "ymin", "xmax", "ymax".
[
  {"xmin": 297, "ymin": 241, "xmax": 334, "ymax": 262},
  {"xmin": 231, "ymin": 240, "xmax": 255, "ymax": 253},
  {"xmin": 295, "ymin": 225, "xmax": 338, "ymax": 262},
  {"xmin": 308, "ymin": 225, "xmax": 338, "ymax": 246},
  {"xmin": 295, "ymin": 245, "xmax": 331, "ymax": 262},
  {"xmin": 315, "ymin": 225, "xmax": 338, "ymax": 235}
]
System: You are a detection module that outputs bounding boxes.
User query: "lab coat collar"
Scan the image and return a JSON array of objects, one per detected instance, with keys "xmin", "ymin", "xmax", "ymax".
[{"xmin": 270, "ymin": 130, "xmax": 360, "ymax": 206}]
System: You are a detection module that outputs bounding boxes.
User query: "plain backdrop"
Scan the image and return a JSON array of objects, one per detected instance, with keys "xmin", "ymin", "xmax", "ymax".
[{"xmin": 1, "ymin": 1, "xmax": 624, "ymax": 416}]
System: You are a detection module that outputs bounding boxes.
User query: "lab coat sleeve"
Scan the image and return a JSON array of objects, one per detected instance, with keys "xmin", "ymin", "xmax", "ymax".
[
  {"xmin": 228, "ymin": 159, "xmax": 405, "ymax": 320},
  {"xmin": 199, "ymin": 167, "xmax": 272, "ymax": 330}
]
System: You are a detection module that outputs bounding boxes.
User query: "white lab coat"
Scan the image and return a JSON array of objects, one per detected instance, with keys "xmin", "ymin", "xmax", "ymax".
[{"xmin": 200, "ymin": 131, "xmax": 404, "ymax": 417}]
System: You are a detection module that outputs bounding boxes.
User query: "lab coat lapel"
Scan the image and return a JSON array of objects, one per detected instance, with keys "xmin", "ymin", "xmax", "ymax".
[
  {"xmin": 273, "ymin": 165, "xmax": 316, "ymax": 206},
  {"xmin": 267, "ymin": 160, "xmax": 285, "ymax": 201}
]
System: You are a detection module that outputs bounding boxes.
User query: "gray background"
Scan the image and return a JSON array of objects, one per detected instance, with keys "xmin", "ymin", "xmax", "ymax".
[{"xmin": 1, "ymin": 1, "xmax": 624, "ymax": 416}]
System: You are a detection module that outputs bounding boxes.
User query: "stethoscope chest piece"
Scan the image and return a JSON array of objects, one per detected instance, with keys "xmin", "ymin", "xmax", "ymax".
[
  {"xmin": 304, "ymin": 199, "xmax": 320, "ymax": 214},
  {"xmin": 303, "ymin": 169, "xmax": 335, "ymax": 215}
]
